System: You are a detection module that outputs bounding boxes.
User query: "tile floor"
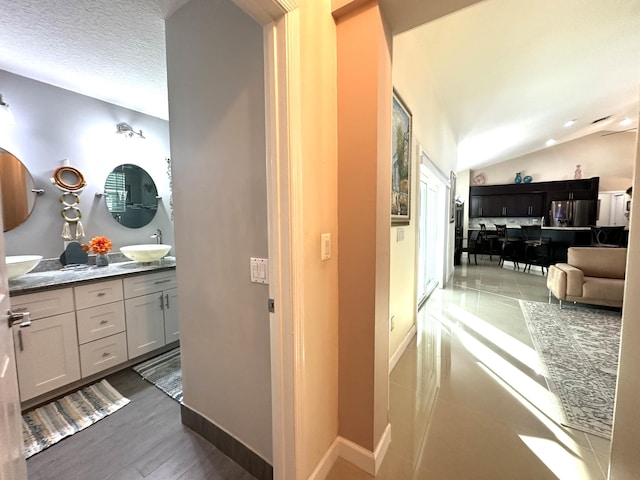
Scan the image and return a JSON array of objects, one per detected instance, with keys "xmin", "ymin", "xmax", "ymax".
[{"xmin": 327, "ymin": 259, "xmax": 612, "ymax": 480}]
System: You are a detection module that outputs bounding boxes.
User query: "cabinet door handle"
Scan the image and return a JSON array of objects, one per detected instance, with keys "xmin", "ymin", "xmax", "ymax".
[
  {"xmin": 159, "ymin": 294, "xmax": 165, "ymax": 311},
  {"xmin": 97, "ymin": 292, "xmax": 106, "ymax": 297},
  {"xmin": 154, "ymin": 279, "xmax": 171, "ymax": 285},
  {"xmin": 18, "ymin": 330, "xmax": 24, "ymax": 352},
  {"xmin": 100, "ymin": 319, "xmax": 109, "ymax": 325},
  {"xmin": 8, "ymin": 310, "xmax": 31, "ymax": 328},
  {"xmin": 165, "ymin": 293, "xmax": 170, "ymax": 309},
  {"xmin": 102, "ymin": 352, "xmax": 110, "ymax": 358}
]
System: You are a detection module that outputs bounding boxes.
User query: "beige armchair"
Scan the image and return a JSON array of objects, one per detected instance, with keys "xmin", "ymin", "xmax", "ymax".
[{"xmin": 547, "ymin": 247, "xmax": 626, "ymax": 308}]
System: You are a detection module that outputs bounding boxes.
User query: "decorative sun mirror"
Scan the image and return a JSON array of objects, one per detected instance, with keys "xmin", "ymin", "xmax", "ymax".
[
  {"xmin": 103, "ymin": 164, "xmax": 158, "ymax": 228},
  {"xmin": 0, "ymin": 148, "xmax": 39, "ymax": 232}
]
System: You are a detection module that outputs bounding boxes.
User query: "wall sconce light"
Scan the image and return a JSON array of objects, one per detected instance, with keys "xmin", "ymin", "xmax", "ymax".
[
  {"xmin": 0, "ymin": 93, "xmax": 15, "ymax": 125},
  {"xmin": 116, "ymin": 122, "xmax": 145, "ymax": 139}
]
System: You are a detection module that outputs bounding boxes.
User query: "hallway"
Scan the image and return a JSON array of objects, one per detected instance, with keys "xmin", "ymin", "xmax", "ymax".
[{"xmin": 328, "ymin": 261, "xmax": 611, "ymax": 479}]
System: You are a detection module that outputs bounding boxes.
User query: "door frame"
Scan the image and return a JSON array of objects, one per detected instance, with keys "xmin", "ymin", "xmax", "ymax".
[
  {"xmin": 232, "ymin": 1, "xmax": 300, "ymax": 478},
  {"xmin": 417, "ymin": 148, "xmax": 450, "ymax": 305}
]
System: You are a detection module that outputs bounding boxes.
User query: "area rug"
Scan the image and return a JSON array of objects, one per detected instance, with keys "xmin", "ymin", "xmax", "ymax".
[
  {"xmin": 22, "ymin": 379, "xmax": 130, "ymax": 458},
  {"xmin": 519, "ymin": 300, "xmax": 621, "ymax": 438},
  {"xmin": 133, "ymin": 348, "xmax": 183, "ymax": 403}
]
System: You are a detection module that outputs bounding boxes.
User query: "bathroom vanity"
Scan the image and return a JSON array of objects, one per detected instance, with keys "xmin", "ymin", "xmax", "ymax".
[{"xmin": 8, "ymin": 259, "xmax": 177, "ymax": 407}]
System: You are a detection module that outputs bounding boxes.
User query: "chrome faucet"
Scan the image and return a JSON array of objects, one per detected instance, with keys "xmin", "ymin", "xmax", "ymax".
[{"xmin": 151, "ymin": 228, "xmax": 163, "ymax": 244}]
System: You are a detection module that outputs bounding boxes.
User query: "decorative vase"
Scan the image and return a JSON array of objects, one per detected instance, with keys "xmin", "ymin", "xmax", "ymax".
[
  {"xmin": 95, "ymin": 253, "xmax": 109, "ymax": 267},
  {"xmin": 514, "ymin": 172, "xmax": 522, "ymax": 184},
  {"xmin": 523, "ymin": 175, "xmax": 533, "ymax": 183},
  {"xmin": 574, "ymin": 164, "xmax": 582, "ymax": 179}
]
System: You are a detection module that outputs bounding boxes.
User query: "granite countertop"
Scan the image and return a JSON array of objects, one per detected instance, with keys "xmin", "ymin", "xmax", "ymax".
[
  {"xmin": 540, "ymin": 226, "xmax": 592, "ymax": 231},
  {"xmin": 9, "ymin": 257, "xmax": 177, "ymax": 296},
  {"xmin": 471, "ymin": 226, "xmax": 592, "ymax": 231}
]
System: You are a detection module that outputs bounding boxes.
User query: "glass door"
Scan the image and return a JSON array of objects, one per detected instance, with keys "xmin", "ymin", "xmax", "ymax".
[{"xmin": 417, "ymin": 167, "xmax": 443, "ymax": 308}]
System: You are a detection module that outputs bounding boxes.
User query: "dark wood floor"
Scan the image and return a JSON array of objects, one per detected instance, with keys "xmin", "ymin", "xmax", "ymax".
[{"xmin": 26, "ymin": 369, "xmax": 255, "ymax": 480}]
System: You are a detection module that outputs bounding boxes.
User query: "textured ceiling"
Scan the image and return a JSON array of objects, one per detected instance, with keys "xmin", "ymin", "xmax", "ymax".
[
  {"xmin": 0, "ymin": 0, "xmax": 188, "ymax": 120},
  {"xmin": 0, "ymin": 0, "xmax": 638, "ymax": 170}
]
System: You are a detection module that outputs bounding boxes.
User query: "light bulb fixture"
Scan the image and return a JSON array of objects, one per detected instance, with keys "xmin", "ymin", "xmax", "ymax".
[
  {"xmin": 0, "ymin": 93, "xmax": 15, "ymax": 125},
  {"xmin": 563, "ymin": 119, "xmax": 576, "ymax": 128},
  {"xmin": 619, "ymin": 118, "xmax": 633, "ymax": 127},
  {"xmin": 545, "ymin": 138, "xmax": 556, "ymax": 147},
  {"xmin": 116, "ymin": 122, "xmax": 145, "ymax": 139}
]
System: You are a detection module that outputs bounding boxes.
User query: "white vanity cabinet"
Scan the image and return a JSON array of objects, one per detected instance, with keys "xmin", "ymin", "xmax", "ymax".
[
  {"xmin": 123, "ymin": 271, "xmax": 178, "ymax": 359},
  {"xmin": 75, "ymin": 279, "xmax": 128, "ymax": 377},
  {"xmin": 11, "ymin": 288, "xmax": 81, "ymax": 401},
  {"xmin": 10, "ymin": 266, "xmax": 178, "ymax": 403}
]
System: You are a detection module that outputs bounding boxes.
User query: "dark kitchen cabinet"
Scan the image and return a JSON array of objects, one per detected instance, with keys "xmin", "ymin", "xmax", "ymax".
[
  {"xmin": 469, "ymin": 193, "xmax": 543, "ymax": 217},
  {"xmin": 468, "ymin": 178, "xmax": 597, "ymax": 219},
  {"xmin": 516, "ymin": 193, "xmax": 544, "ymax": 217},
  {"xmin": 544, "ymin": 178, "xmax": 598, "ymax": 202}
]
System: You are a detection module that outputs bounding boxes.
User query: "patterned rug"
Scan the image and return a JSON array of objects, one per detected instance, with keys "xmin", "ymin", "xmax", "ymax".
[
  {"xmin": 133, "ymin": 348, "xmax": 183, "ymax": 403},
  {"xmin": 23, "ymin": 379, "xmax": 130, "ymax": 458},
  {"xmin": 519, "ymin": 300, "xmax": 621, "ymax": 438}
]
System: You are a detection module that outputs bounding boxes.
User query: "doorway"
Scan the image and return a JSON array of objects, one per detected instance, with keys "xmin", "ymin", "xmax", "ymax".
[{"xmin": 417, "ymin": 151, "xmax": 448, "ymax": 309}]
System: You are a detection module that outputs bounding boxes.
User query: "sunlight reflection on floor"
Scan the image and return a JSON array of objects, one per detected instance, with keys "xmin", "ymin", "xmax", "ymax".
[{"xmin": 327, "ymin": 261, "xmax": 608, "ymax": 480}]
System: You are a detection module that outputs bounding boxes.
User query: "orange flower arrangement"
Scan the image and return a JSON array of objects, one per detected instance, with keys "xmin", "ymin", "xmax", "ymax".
[{"xmin": 89, "ymin": 236, "xmax": 112, "ymax": 255}]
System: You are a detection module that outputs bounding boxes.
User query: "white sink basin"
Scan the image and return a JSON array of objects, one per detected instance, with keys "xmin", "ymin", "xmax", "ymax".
[
  {"xmin": 120, "ymin": 244, "xmax": 172, "ymax": 263},
  {"xmin": 6, "ymin": 255, "xmax": 43, "ymax": 280}
]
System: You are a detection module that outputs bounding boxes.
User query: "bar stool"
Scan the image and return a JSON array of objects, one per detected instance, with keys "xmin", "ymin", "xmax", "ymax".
[
  {"xmin": 495, "ymin": 224, "xmax": 517, "ymax": 268},
  {"xmin": 590, "ymin": 226, "xmax": 625, "ymax": 247},
  {"xmin": 479, "ymin": 224, "xmax": 499, "ymax": 260},
  {"xmin": 521, "ymin": 225, "xmax": 552, "ymax": 274}
]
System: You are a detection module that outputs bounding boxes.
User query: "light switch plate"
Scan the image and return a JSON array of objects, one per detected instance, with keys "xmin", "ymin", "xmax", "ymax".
[
  {"xmin": 321, "ymin": 233, "xmax": 331, "ymax": 261},
  {"xmin": 250, "ymin": 257, "xmax": 269, "ymax": 284}
]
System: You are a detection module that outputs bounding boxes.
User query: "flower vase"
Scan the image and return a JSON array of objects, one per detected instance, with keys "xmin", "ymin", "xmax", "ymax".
[
  {"xmin": 95, "ymin": 253, "xmax": 109, "ymax": 267},
  {"xmin": 574, "ymin": 164, "xmax": 582, "ymax": 179},
  {"xmin": 514, "ymin": 172, "xmax": 522, "ymax": 184}
]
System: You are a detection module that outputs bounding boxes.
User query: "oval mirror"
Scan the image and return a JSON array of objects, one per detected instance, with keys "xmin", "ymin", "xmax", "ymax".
[
  {"xmin": 104, "ymin": 164, "xmax": 158, "ymax": 228},
  {"xmin": 0, "ymin": 148, "xmax": 38, "ymax": 232}
]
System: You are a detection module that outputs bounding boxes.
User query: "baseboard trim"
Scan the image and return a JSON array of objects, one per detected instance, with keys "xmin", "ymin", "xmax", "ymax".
[
  {"xmin": 336, "ymin": 423, "xmax": 392, "ymax": 475},
  {"xmin": 307, "ymin": 437, "xmax": 340, "ymax": 480},
  {"xmin": 181, "ymin": 404, "xmax": 273, "ymax": 480},
  {"xmin": 389, "ymin": 325, "xmax": 417, "ymax": 373}
]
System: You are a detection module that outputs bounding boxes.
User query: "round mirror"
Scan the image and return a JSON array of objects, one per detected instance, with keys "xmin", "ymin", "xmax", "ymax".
[
  {"xmin": 104, "ymin": 164, "xmax": 158, "ymax": 228},
  {"xmin": 0, "ymin": 148, "xmax": 38, "ymax": 232}
]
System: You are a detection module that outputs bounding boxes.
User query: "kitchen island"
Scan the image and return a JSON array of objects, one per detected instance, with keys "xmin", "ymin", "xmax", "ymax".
[{"xmin": 465, "ymin": 225, "xmax": 626, "ymax": 265}]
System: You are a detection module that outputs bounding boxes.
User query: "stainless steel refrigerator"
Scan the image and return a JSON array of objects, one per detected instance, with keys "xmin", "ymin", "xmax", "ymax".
[{"xmin": 550, "ymin": 200, "xmax": 596, "ymax": 227}]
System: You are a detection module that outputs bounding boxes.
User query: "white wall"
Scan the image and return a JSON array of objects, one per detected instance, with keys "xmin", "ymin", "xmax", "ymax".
[
  {"xmin": 388, "ymin": 28, "xmax": 458, "ymax": 359},
  {"xmin": 609, "ymin": 122, "xmax": 640, "ymax": 479},
  {"xmin": 471, "ymin": 132, "xmax": 635, "ymax": 191},
  {"xmin": 166, "ymin": 0, "xmax": 271, "ymax": 462},
  {"xmin": 298, "ymin": 0, "xmax": 340, "ymax": 476},
  {"xmin": 0, "ymin": 70, "xmax": 172, "ymax": 258}
]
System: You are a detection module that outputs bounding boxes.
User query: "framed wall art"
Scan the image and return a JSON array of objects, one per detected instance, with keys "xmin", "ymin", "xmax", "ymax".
[{"xmin": 391, "ymin": 89, "xmax": 412, "ymax": 225}]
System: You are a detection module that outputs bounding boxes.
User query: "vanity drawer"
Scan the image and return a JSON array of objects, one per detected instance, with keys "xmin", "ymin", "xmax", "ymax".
[
  {"xmin": 76, "ymin": 301, "xmax": 126, "ymax": 344},
  {"xmin": 10, "ymin": 288, "xmax": 74, "ymax": 320},
  {"xmin": 74, "ymin": 279, "xmax": 124, "ymax": 310},
  {"xmin": 123, "ymin": 271, "xmax": 176, "ymax": 299},
  {"xmin": 80, "ymin": 332, "xmax": 128, "ymax": 378}
]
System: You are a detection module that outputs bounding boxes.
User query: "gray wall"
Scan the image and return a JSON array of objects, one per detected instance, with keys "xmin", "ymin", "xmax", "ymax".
[
  {"xmin": 0, "ymin": 70, "xmax": 173, "ymax": 258},
  {"xmin": 166, "ymin": 0, "xmax": 272, "ymax": 462}
]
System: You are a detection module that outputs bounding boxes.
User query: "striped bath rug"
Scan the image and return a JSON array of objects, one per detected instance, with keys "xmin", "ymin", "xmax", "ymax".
[
  {"xmin": 22, "ymin": 379, "xmax": 130, "ymax": 458},
  {"xmin": 133, "ymin": 348, "xmax": 183, "ymax": 403}
]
